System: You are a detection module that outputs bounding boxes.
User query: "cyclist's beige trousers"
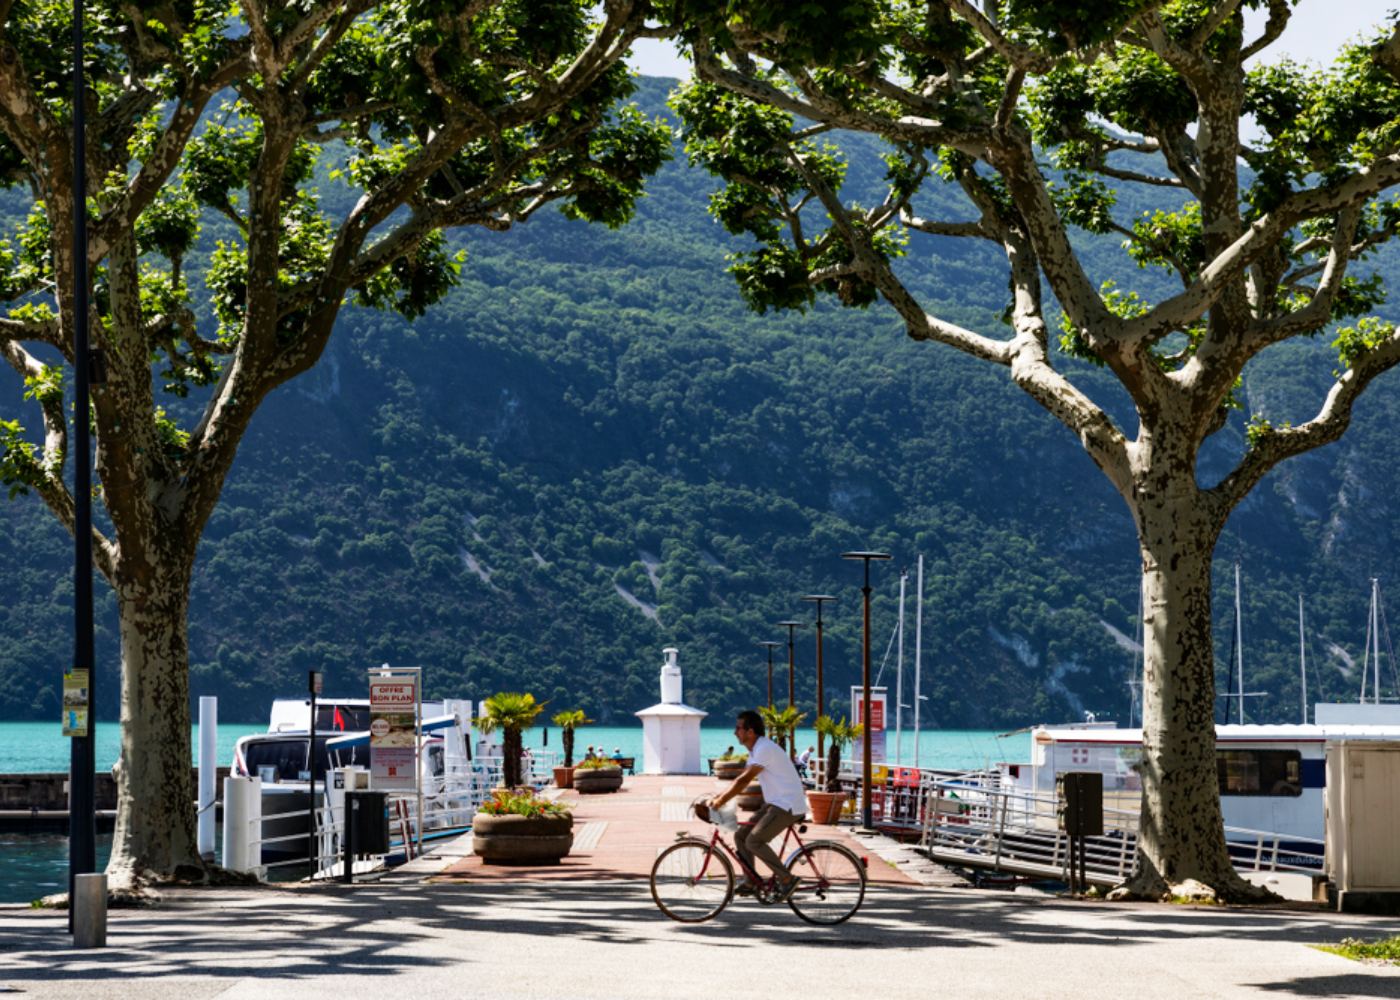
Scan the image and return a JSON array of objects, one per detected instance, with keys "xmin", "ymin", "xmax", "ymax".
[{"xmin": 734, "ymin": 803, "xmax": 802, "ymax": 879}]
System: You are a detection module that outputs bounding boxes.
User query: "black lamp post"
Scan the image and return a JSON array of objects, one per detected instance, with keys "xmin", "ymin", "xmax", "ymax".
[
  {"xmin": 801, "ymin": 595, "xmax": 835, "ymax": 763},
  {"xmin": 68, "ymin": 0, "xmax": 96, "ymax": 932},
  {"xmin": 841, "ymin": 551, "xmax": 890, "ymax": 831},
  {"xmin": 777, "ymin": 620, "xmax": 804, "ymax": 758},
  {"xmin": 756, "ymin": 641, "xmax": 781, "ymax": 709},
  {"xmin": 776, "ymin": 621, "xmax": 804, "ymax": 710}
]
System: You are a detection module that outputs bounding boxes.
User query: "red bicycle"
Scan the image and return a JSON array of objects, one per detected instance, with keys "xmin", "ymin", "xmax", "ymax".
[{"xmin": 649, "ymin": 799, "xmax": 867, "ymax": 925}]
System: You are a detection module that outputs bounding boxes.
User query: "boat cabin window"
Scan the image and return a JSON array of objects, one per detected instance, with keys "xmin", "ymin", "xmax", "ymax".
[
  {"xmin": 244, "ymin": 739, "xmax": 308, "ymax": 783},
  {"xmin": 1217, "ymin": 749, "xmax": 1303, "ymax": 797},
  {"xmin": 244, "ymin": 738, "xmax": 373, "ymax": 783},
  {"xmin": 315, "ymin": 705, "xmax": 370, "ymax": 732}
]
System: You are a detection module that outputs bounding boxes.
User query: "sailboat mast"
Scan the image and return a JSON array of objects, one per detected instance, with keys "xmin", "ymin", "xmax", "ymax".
[
  {"xmin": 1374, "ymin": 577, "xmax": 1382, "ymax": 704},
  {"xmin": 1235, "ymin": 561, "xmax": 1246, "ymax": 725},
  {"xmin": 896, "ymin": 570, "xmax": 906, "ymax": 764},
  {"xmin": 914, "ymin": 555, "xmax": 923, "ymax": 770},
  {"xmin": 1299, "ymin": 594, "xmax": 1308, "ymax": 725}
]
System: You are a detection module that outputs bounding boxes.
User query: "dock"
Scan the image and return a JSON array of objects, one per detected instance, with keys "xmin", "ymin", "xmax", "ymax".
[{"xmin": 433, "ymin": 773, "xmax": 971, "ymax": 888}]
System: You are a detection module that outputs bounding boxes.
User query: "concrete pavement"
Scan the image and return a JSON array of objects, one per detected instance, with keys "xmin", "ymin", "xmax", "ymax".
[
  {"xmin": 7, "ymin": 879, "xmax": 1400, "ymax": 999},
  {"xmin": 7, "ymin": 773, "xmax": 1400, "ymax": 998}
]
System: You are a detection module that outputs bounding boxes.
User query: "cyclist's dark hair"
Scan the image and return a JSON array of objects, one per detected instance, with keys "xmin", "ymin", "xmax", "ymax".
[{"xmin": 736, "ymin": 709, "xmax": 763, "ymax": 735}]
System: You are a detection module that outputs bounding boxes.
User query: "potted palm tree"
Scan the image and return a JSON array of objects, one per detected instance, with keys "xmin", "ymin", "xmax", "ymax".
[
  {"xmin": 759, "ymin": 704, "xmax": 806, "ymax": 757},
  {"xmin": 475, "ymin": 692, "xmax": 545, "ymax": 788},
  {"xmin": 472, "ymin": 788, "xmax": 574, "ymax": 864},
  {"xmin": 809, "ymin": 716, "xmax": 862, "ymax": 824},
  {"xmin": 550, "ymin": 709, "xmax": 592, "ymax": 789}
]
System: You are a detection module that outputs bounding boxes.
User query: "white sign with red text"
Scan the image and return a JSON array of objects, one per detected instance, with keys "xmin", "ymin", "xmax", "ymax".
[{"xmin": 370, "ymin": 671, "xmax": 420, "ymax": 789}]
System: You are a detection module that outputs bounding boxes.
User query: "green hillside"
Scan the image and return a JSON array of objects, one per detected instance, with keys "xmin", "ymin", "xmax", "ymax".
[{"xmin": 2, "ymin": 77, "xmax": 1397, "ymax": 727}]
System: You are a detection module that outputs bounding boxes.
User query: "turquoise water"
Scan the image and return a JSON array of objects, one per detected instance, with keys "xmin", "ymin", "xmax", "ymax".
[
  {"xmin": 0, "ymin": 720, "xmax": 267, "ymax": 774},
  {"xmin": 0, "ymin": 720, "xmax": 1028, "ymax": 773},
  {"xmin": 0, "ymin": 719, "xmax": 1027, "ymax": 903}
]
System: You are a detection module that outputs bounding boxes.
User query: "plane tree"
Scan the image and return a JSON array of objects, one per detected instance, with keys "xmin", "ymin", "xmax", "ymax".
[
  {"xmin": 663, "ymin": 0, "xmax": 1400, "ymax": 899},
  {"xmin": 0, "ymin": 0, "xmax": 669, "ymax": 889}
]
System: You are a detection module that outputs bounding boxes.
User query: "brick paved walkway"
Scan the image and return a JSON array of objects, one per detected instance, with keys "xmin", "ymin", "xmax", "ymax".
[{"xmin": 435, "ymin": 773, "xmax": 917, "ymax": 885}]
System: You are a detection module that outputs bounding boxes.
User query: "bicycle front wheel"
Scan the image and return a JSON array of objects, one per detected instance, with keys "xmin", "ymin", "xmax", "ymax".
[
  {"xmin": 785, "ymin": 841, "xmax": 866, "ymax": 925},
  {"xmin": 651, "ymin": 840, "xmax": 735, "ymax": 923}
]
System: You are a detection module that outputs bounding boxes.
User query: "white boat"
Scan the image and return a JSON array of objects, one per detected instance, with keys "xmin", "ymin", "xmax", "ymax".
[
  {"xmin": 230, "ymin": 696, "xmax": 482, "ymax": 863},
  {"xmin": 1000, "ymin": 705, "xmax": 1400, "ymax": 866}
]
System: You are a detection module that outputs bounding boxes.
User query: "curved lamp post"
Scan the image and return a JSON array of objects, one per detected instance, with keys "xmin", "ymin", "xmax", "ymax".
[
  {"xmin": 777, "ymin": 620, "xmax": 804, "ymax": 710},
  {"xmin": 841, "ymin": 551, "xmax": 890, "ymax": 831},
  {"xmin": 756, "ymin": 640, "xmax": 782, "ymax": 709},
  {"xmin": 801, "ymin": 594, "xmax": 835, "ymax": 763}
]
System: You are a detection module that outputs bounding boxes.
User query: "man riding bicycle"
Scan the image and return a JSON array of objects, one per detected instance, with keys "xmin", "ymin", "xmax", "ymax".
[{"xmin": 710, "ymin": 709, "xmax": 807, "ymax": 900}]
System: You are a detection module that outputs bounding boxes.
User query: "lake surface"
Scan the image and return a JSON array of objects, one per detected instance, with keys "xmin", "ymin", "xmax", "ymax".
[
  {"xmin": 0, "ymin": 718, "xmax": 1030, "ymax": 903},
  {"xmin": 0, "ymin": 720, "xmax": 1028, "ymax": 773}
]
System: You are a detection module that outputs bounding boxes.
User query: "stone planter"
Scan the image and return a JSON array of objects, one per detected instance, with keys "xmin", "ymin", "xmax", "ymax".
[
  {"xmin": 574, "ymin": 765, "xmax": 624, "ymax": 794},
  {"xmin": 806, "ymin": 789, "xmax": 846, "ymax": 825},
  {"xmin": 713, "ymin": 759, "xmax": 746, "ymax": 781},
  {"xmin": 736, "ymin": 784, "xmax": 765, "ymax": 812},
  {"xmin": 553, "ymin": 766, "xmax": 575, "ymax": 789},
  {"xmin": 471, "ymin": 812, "xmax": 574, "ymax": 865}
]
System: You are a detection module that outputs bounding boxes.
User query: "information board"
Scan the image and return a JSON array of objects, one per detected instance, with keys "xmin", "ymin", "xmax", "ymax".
[
  {"xmin": 850, "ymin": 685, "xmax": 887, "ymax": 764},
  {"xmin": 62, "ymin": 668, "xmax": 89, "ymax": 737},
  {"xmin": 369, "ymin": 670, "xmax": 419, "ymax": 790}
]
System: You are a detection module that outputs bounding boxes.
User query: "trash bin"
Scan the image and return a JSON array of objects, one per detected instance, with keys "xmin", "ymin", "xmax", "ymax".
[{"xmin": 345, "ymin": 790, "xmax": 390, "ymax": 855}]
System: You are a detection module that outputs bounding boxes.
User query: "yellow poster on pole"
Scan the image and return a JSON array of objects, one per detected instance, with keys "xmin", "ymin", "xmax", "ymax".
[{"xmin": 63, "ymin": 669, "xmax": 90, "ymax": 737}]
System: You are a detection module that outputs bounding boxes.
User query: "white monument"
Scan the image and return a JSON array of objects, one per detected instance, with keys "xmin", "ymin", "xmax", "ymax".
[{"xmin": 636, "ymin": 647, "xmax": 707, "ymax": 774}]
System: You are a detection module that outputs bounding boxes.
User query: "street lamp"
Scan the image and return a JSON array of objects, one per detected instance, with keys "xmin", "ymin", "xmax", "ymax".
[
  {"xmin": 68, "ymin": 0, "xmax": 97, "ymax": 933},
  {"xmin": 841, "ymin": 550, "xmax": 890, "ymax": 831},
  {"xmin": 801, "ymin": 594, "xmax": 835, "ymax": 763},
  {"xmin": 776, "ymin": 621, "xmax": 804, "ymax": 710},
  {"xmin": 756, "ymin": 641, "xmax": 782, "ymax": 709}
]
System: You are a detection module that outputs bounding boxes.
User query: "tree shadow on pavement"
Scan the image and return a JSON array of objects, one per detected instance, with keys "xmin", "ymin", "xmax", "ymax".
[{"xmin": 5, "ymin": 880, "xmax": 1400, "ymax": 989}]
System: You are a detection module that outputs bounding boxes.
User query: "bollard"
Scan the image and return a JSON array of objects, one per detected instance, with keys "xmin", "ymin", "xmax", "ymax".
[
  {"xmin": 222, "ymin": 775, "xmax": 263, "ymax": 876},
  {"xmin": 72, "ymin": 872, "xmax": 107, "ymax": 948},
  {"xmin": 198, "ymin": 696, "xmax": 218, "ymax": 861}
]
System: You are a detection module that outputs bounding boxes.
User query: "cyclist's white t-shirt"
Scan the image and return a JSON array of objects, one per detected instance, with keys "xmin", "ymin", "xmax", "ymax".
[{"xmin": 748, "ymin": 736, "xmax": 807, "ymax": 813}]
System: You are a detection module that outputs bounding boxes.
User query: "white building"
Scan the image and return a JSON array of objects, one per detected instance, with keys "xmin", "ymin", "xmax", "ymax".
[{"xmin": 636, "ymin": 647, "xmax": 707, "ymax": 774}]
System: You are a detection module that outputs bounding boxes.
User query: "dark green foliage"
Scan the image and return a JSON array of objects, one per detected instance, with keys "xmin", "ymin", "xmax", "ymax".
[{"xmin": 1, "ymin": 79, "xmax": 1398, "ymax": 729}]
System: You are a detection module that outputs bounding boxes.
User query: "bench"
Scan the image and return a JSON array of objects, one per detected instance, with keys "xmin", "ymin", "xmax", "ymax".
[{"xmin": 611, "ymin": 756, "xmax": 636, "ymax": 775}]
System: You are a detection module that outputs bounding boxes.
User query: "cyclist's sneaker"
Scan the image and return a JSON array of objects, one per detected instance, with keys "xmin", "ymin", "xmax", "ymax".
[
  {"xmin": 776, "ymin": 874, "xmax": 802, "ymax": 901},
  {"xmin": 733, "ymin": 881, "xmax": 758, "ymax": 897}
]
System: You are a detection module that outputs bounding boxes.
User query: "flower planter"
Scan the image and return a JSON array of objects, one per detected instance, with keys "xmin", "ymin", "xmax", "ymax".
[
  {"xmin": 574, "ymin": 765, "xmax": 624, "ymax": 794},
  {"xmin": 806, "ymin": 789, "xmax": 846, "ymax": 825},
  {"xmin": 553, "ymin": 766, "xmax": 575, "ymax": 789},
  {"xmin": 713, "ymin": 760, "xmax": 746, "ymax": 781},
  {"xmin": 736, "ymin": 785, "xmax": 765, "ymax": 812},
  {"xmin": 471, "ymin": 812, "xmax": 574, "ymax": 865}
]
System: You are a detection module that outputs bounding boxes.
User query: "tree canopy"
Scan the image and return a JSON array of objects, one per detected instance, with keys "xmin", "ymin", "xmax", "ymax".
[
  {"xmin": 663, "ymin": 0, "xmax": 1400, "ymax": 899},
  {"xmin": 0, "ymin": 0, "xmax": 669, "ymax": 885}
]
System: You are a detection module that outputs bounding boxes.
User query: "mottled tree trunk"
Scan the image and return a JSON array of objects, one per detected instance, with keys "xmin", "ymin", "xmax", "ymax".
[
  {"xmin": 503, "ymin": 729, "xmax": 522, "ymax": 788},
  {"xmin": 1119, "ymin": 487, "xmax": 1268, "ymax": 902},
  {"xmin": 107, "ymin": 565, "xmax": 204, "ymax": 889}
]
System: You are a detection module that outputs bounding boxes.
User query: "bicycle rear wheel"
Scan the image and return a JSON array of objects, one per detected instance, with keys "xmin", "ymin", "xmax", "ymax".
[
  {"xmin": 651, "ymin": 840, "xmax": 735, "ymax": 923},
  {"xmin": 785, "ymin": 841, "xmax": 866, "ymax": 925}
]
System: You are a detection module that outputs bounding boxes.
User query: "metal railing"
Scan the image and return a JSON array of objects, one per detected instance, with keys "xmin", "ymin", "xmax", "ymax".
[
  {"xmin": 915, "ymin": 773, "xmax": 1325, "ymax": 887},
  {"xmin": 230, "ymin": 765, "xmax": 492, "ymax": 880}
]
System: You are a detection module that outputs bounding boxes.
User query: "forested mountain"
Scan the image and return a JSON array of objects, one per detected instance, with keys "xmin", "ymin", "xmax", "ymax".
[{"xmin": 2, "ymin": 77, "xmax": 1397, "ymax": 727}]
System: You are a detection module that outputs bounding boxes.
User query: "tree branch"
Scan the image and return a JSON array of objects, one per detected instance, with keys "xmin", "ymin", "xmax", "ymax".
[
  {"xmin": 1120, "ymin": 153, "xmax": 1400, "ymax": 344},
  {"xmin": 1240, "ymin": 0, "xmax": 1292, "ymax": 61},
  {"xmin": 1210, "ymin": 325, "xmax": 1400, "ymax": 510}
]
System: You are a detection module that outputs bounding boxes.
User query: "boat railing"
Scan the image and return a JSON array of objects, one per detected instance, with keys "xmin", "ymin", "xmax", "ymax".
[
  {"xmin": 916, "ymin": 773, "xmax": 1326, "ymax": 886},
  {"xmin": 231, "ymin": 764, "xmax": 491, "ymax": 880}
]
